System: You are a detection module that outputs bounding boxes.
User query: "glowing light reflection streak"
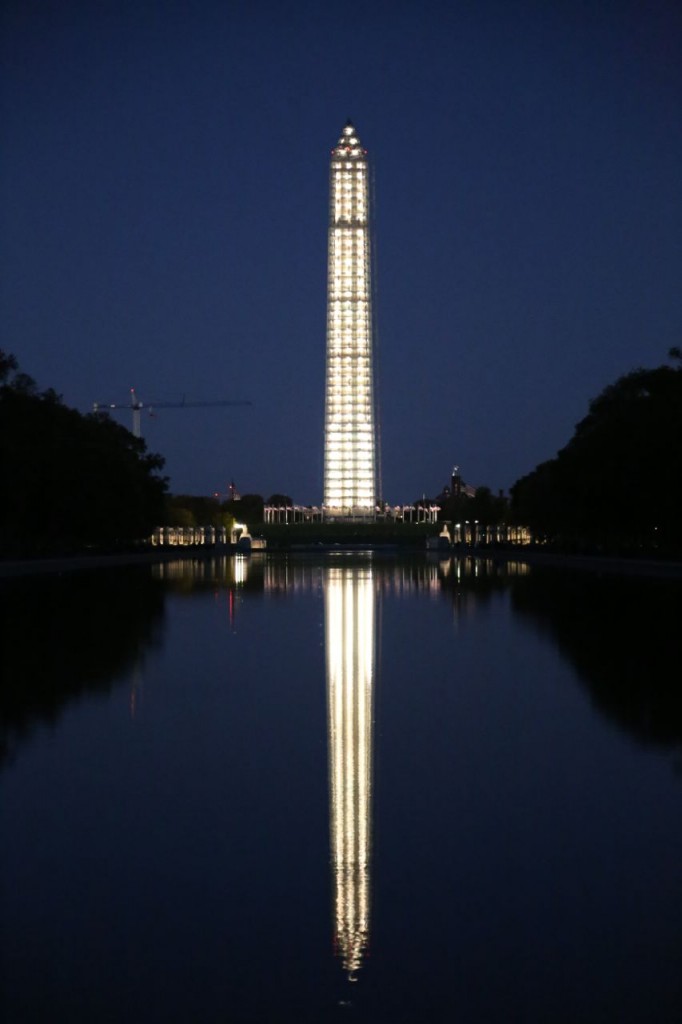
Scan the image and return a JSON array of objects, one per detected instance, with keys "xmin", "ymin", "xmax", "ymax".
[{"xmin": 325, "ymin": 564, "xmax": 375, "ymax": 979}]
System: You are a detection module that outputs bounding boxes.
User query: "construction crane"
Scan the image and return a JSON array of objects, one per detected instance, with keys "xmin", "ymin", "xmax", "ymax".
[{"xmin": 93, "ymin": 387, "xmax": 251, "ymax": 438}]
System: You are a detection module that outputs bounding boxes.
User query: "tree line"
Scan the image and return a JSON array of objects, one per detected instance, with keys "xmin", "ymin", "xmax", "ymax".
[
  {"xmin": 509, "ymin": 350, "xmax": 682, "ymax": 554},
  {"xmin": 4, "ymin": 347, "xmax": 680, "ymax": 558},
  {"xmin": 165, "ymin": 493, "xmax": 267, "ymax": 529},
  {"xmin": 0, "ymin": 351, "xmax": 167, "ymax": 557}
]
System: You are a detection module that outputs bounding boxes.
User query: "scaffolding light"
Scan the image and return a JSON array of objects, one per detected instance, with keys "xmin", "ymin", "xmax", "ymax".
[{"xmin": 323, "ymin": 122, "xmax": 378, "ymax": 514}]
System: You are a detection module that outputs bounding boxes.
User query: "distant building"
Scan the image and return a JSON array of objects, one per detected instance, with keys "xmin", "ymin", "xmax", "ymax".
[
  {"xmin": 323, "ymin": 121, "xmax": 378, "ymax": 516},
  {"xmin": 437, "ymin": 465, "xmax": 475, "ymax": 503}
]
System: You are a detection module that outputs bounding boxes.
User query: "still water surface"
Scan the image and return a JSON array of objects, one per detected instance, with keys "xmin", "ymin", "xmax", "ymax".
[{"xmin": 2, "ymin": 554, "xmax": 681, "ymax": 1023}]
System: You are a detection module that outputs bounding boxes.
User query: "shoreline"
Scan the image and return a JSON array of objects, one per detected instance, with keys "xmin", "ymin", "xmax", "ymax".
[
  {"xmin": 0, "ymin": 548, "xmax": 201, "ymax": 579},
  {"xmin": 489, "ymin": 548, "xmax": 682, "ymax": 580},
  {"xmin": 1, "ymin": 545, "xmax": 681, "ymax": 581}
]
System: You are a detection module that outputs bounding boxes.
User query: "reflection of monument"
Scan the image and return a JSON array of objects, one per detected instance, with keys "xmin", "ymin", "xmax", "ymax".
[{"xmin": 324, "ymin": 563, "xmax": 376, "ymax": 979}]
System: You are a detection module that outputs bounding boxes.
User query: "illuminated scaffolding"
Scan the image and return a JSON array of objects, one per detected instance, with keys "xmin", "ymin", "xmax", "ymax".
[{"xmin": 323, "ymin": 121, "xmax": 378, "ymax": 514}]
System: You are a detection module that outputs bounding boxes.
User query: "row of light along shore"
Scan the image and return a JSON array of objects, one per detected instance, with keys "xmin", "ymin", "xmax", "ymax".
[{"xmin": 150, "ymin": 519, "xmax": 531, "ymax": 550}]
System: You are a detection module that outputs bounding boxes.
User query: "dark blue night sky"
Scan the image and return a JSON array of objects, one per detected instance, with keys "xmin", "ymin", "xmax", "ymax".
[{"xmin": 2, "ymin": 1, "xmax": 680, "ymax": 503}]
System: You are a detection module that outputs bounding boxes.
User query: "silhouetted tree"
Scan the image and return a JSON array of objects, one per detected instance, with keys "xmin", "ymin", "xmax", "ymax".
[
  {"xmin": 511, "ymin": 355, "xmax": 682, "ymax": 553},
  {"xmin": 165, "ymin": 494, "xmax": 231, "ymax": 528},
  {"xmin": 224, "ymin": 493, "xmax": 264, "ymax": 526},
  {"xmin": 0, "ymin": 351, "xmax": 167, "ymax": 556},
  {"xmin": 436, "ymin": 485, "xmax": 507, "ymax": 526},
  {"xmin": 469, "ymin": 486, "xmax": 508, "ymax": 525}
]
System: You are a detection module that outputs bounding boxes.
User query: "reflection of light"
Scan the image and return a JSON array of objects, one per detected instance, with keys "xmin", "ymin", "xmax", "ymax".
[
  {"xmin": 325, "ymin": 564, "xmax": 375, "ymax": 979},
  {"xmin": 233, "ymin": 555, "xmax": 247, "ymax": 585}
]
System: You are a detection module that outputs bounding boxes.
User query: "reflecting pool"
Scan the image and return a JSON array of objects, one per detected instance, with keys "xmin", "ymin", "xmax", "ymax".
[{"xmin": 2, "ymin": 554, "xmax": 681, "ymax": 1022}]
